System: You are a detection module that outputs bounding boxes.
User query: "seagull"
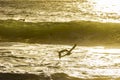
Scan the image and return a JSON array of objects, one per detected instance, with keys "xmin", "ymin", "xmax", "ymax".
[{"xmin": 58, "ymin": 44, "xmax": 77, "ymax": 59}]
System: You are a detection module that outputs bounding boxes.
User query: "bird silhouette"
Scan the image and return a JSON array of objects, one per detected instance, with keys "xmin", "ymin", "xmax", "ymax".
[{"xmin": 58, "ymin": 44, "xmax": 77, "ymax": 59}]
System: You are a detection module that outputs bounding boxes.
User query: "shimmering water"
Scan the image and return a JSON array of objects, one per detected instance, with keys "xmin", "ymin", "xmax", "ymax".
[
  {"xmin": 0, "ymin": 0, "xmax": 120, "ymax": 22},
  {"xmin": 0, "ymin": 42, "xmax": 120, "ymax": 79},
  {"xmin": 0, "ymin": 1, "xmax": 120, "ymax": 79}
]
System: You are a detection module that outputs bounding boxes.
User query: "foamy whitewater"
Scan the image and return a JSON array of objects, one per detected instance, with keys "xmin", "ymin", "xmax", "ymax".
[
  {"xmin": 0, "ymin": 0, "xmax": 120, "ymax": 80},
  {"xmin": 0, "ymin": 42, "xmax": 120, "ymax": 79},
  {"xmin": 0, "ymin": 0, "xmax": 120, "ymax": 23}
]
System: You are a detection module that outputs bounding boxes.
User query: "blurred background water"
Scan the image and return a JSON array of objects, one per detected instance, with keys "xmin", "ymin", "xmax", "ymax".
[{"xmin": 0, "ymin": 0, "xmax": 120, "ymax": 22}]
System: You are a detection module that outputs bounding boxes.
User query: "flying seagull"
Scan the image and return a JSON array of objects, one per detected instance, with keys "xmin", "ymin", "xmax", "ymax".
[{"xmin": 58, "ymin": 44, "xmax": 77, "ymax": 59}]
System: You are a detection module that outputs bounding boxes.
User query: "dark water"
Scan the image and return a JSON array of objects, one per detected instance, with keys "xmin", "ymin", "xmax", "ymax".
[{"xmin": 0, "ymin": 20, "xmax": 120, "ymax": 45}]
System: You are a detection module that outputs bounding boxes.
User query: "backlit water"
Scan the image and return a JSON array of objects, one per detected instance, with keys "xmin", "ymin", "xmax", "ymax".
[
  {"xmin": 0, "ymin": 42, "xmax": 120, "ymax": 79},
  {"xmin": 0, "ymin": 0, "xmax": 120, "ymax": 22},
  {"xmin": 0, "ymin": 0, "xmax": 120, "ymax": 79}
]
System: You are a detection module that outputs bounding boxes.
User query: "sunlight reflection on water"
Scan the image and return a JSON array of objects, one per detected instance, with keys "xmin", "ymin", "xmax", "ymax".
[
  {"xmin": 0, "ymin": 42, "xmax": 120, "ymax": 79},
  {"xmin": 92, "ymin": 0, "xmax": 120, "ymax": 13},
  {"xmin": 0, "ymin": 0, "xmax": 120, "ymax": 23}
]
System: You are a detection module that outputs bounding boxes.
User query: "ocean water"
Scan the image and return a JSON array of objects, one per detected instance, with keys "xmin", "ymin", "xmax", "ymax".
[
  {"xmin": 0, "ymin": 20, "xmax": 120, "ymax": 45},
  {"xmin": 0, "ymin": 0, "xmax": 120, "ymax": 23},
  {"xmin": 0, "ymin": 1, "xmax": 120, "ymax": 80},
  {"xmin": 0, "ymin": 42, "xmax": 120, "ymax": 80}
]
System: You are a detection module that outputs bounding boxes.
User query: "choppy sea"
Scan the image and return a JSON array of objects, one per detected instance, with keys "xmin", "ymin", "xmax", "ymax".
[
  {"xmin": 0, "ymin": 0, "xmax": 120, "ymax": 23},
  {"xmin": 0, "ymin": 0, "xmax": 120, "ymax": 80}
]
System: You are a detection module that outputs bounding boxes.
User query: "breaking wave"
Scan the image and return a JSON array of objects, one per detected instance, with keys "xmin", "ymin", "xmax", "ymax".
[{"xmin": 0, "ymin": 20, "xmax": 120, "ymax": 45}]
